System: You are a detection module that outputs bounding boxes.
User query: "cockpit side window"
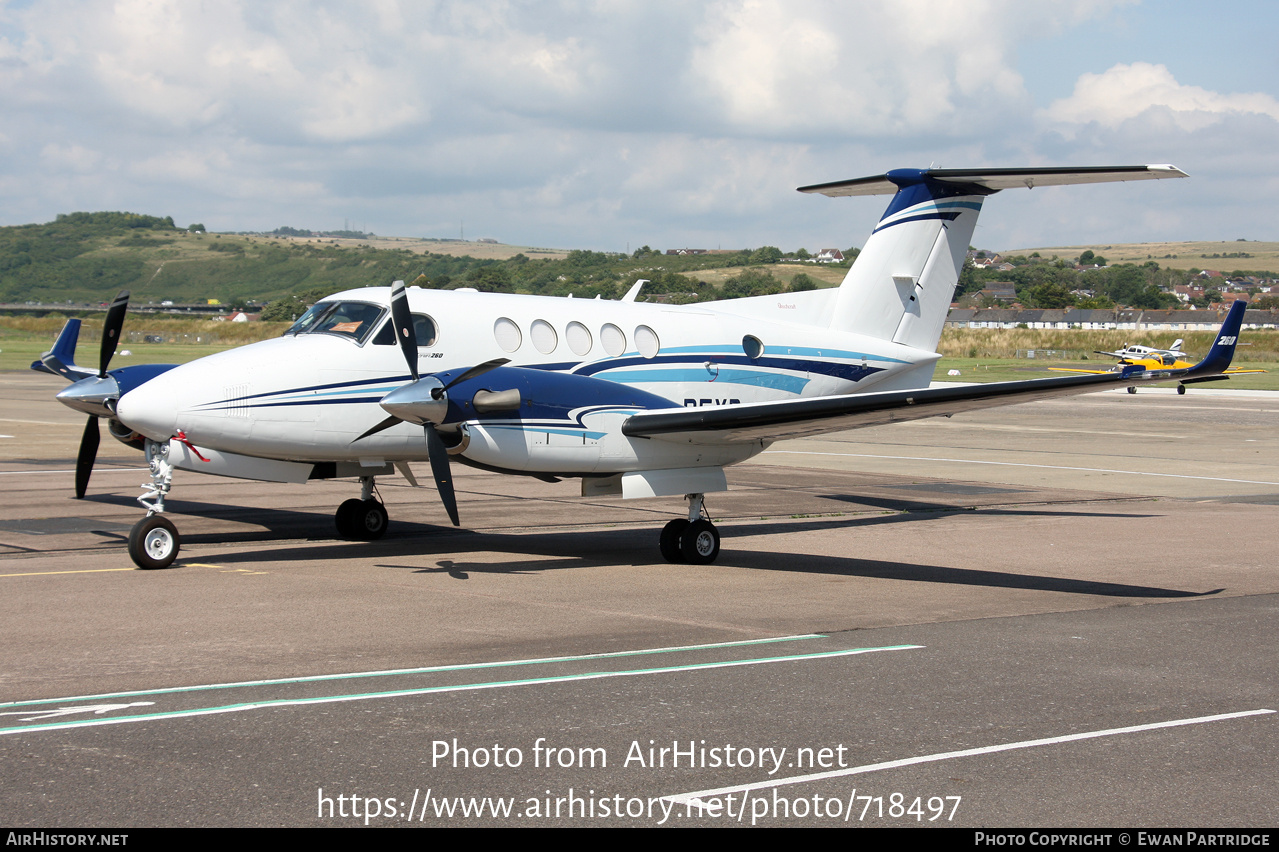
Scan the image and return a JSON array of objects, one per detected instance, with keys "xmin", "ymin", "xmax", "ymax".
[
  {"xmin": 285, "ymin": 302, "xmax": 334, "ymax": 336},
  {"xmin": 414, "ymin": 315, "xmax": 438, "ymax": 347},
  {"xmin": 372, "ymin": 313, "xmax": 439, "ymax": 347},
  {"xmin": 286, "ymin": 301, "xmax": 385, "ymax": 344}
]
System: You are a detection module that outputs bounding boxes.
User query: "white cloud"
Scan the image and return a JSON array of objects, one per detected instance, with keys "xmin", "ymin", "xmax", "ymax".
[
  {"xmin": 1042, "ymin": 62, "xmax": 1279, "ymax": 132},
  {"xmin": 0, "ymin": 1, "xmax": 1273, "ymax": 249}
]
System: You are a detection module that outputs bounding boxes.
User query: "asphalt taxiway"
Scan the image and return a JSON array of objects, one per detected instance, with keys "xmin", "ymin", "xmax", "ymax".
[{"xmin": 1, "ymin": 371, "xmax": 1276, "ymax": 827}]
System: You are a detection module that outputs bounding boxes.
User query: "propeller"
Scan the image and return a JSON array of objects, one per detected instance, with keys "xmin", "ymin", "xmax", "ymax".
[
  {"xmin": 73, "ymin": 290, "xmax": 129, "ymax": 498},
  {"xmin": 359, "ymin": 281, "xmax": 510, "ymax": 525}
]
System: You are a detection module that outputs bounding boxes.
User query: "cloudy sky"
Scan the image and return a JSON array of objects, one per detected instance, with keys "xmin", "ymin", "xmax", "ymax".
[{"xmin": 1, "ymin": 0, "xmax": 1276, "ymax": 253}]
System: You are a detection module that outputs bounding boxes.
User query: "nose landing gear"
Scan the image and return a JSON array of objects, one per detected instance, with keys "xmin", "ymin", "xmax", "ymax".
[{"xmin": 127, "ymin": 438, "xmax": 180, "ymax": 569}]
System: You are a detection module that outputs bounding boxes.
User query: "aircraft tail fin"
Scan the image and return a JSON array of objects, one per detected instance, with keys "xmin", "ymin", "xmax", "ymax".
[
  {"xmin": 31, "ymin": 318, "xmax": 91, "ymax": 381},
  {"xmin": 799, "ymin": 165, "xmax": 1187, "ymax": 352},
  {"xmin": 1183, "ymin": 300, "xmax": 1246, "ymax": 378}
]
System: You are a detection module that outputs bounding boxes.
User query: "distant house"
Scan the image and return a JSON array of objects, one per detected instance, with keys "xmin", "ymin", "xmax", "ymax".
[
  {"xmin": 813, "ymin": 249, "xmax": 844, "ymax": 263},
  {"xmin": 977, "ymin": 283, "xmax": 1017, "ymax": 303},
  {"xmin": 944, "ymin": 307, "xmax": 1279, "ymax": 331}
]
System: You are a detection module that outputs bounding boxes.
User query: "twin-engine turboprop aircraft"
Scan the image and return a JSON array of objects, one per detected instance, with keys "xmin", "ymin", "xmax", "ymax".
[{"xmin": 41, "ymin": 165, "xmax": 1249, "ymax": 570}]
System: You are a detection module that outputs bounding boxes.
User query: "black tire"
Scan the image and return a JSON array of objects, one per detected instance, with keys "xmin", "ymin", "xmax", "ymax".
[
  {"xmin": 1177, "ymin": 384, "xmax": 1186, "ymax": 395},
  {"xmin": 128, "ymin": 515, "xmax": 180, "ymax": 570},
  {"xmin": 357, "ymin": 499, "xmax": 389, "ymax": 540},
  {"xmin": 680, "ymin": 519, "xmax": 720, "ymax": 564},
  {"xmin": 1127, "ymin": 386, "xmax": 1137, "ymax": 394},
  {"xmin": 335, "ymin": 498, "xmax": 364, "ymax": 539},
  {"xmin": 659, "ymin": 519, "xmax": 689, "ymax": 563}
]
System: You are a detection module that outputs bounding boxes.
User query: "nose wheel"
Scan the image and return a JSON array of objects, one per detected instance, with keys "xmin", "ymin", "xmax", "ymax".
[
  {"xmin": 128, "ymin": 514, "xmax": 180, "ymax": 570},
  {"xmin": 127, "ymin": 438, "xmax": 181, "ymax": 569},
  {"xmin": 659, "ymin": 493, "xmax": 721, "ymax": 564}
]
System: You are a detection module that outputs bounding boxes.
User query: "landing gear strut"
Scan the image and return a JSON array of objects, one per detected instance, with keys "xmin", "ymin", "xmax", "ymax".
[
  {"xmin": 659, "ymin": 493, "xmax": 720, "ymax": 564},
  {"xmin": 127, "ymin": 438, "xmax": 180, "ymax": 569},
  {"xmin": 335, "ymin": 475, "xmax": 389, "ymax": 540}
]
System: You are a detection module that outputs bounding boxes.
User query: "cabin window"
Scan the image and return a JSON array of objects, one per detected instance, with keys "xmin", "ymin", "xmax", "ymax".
[
  {"xmin": 635, "ymin": 325, "xmax": 660, "ymax": 359},
  {"xmin": 531, "ymin": 319, "xmax": 558, "ymax": 354},
  {"xmin": 566, "ymin": 321, "xmax": 592, "ymax": 356},
  {"xmin": 742, "ymin": 335, "xmax": 764, "ymax": 359},
  {"xmin": 601, "ymin": 323, "xmax": 626, "ymax": 357},
  {"xmin": 285, "ymin": 301, "xmax": 385, "ymax": 344},
  {"xmin": 494, "ymin": 317, "xmax": 522, "ymax": 352}
]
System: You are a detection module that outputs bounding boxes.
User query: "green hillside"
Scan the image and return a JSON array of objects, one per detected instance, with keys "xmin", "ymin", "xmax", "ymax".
[{"xmin": 0, "ymin": 214, "xmax": 845, "ymax": 311}]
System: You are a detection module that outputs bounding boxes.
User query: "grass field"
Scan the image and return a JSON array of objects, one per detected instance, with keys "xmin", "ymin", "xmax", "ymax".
[
  {"xmin": 933, "ymin": 357, "xmax": 1279, "ymax": 390},
  {"xmin": 1002, "ymin": 240, "xmax": 1279, "ymax": 274},
  {"xmin": 275, "ymin": 235, "xmax": 571, "ymax": 260},
  {"xmin": 676, "ymin": 263, "xmax": 846, "ymax": 287}
]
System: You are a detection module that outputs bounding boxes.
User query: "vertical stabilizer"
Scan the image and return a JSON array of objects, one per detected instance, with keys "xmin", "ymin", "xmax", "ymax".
[
  {"xmin": 824, "ymin": 170, "xmax": 985, "ymax": 349},
  {"xmin": 798, "ymin": 165, "xmax": 1187, "ymax": 353}
]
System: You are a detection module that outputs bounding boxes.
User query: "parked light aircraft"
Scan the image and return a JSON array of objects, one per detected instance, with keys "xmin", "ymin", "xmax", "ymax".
[
  {"xmin": 1098, "ymin": 340, "xmax": 1188, "ymax": 362},
  {"xmin": 1050, "ymin": 334, "xmax": 1263, "ymax": 393},
  {"xmin": 40, "ymin": 165, "xmax": 1249, "ymax": 570}
]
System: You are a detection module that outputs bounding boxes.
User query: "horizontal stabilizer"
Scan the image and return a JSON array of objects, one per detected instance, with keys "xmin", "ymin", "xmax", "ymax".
[{"xmin": 798, "ymin": 165, "xmax": 1187, "ymax": 197}]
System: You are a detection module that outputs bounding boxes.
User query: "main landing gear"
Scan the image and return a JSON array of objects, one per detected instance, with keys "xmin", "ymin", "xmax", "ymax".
[
  {"xmin": 659, "ymin": 492, "xmax": 721, "ymax": 565},
  {"xmin": 335, "ymin": 475, "xmax": 389, "ymax": 541},
  {"xmin": 1128, "ymin": 385, "xmax": 1188, "ymax": 395}
]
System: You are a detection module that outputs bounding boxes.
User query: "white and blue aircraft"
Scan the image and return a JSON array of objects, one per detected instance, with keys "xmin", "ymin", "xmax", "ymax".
[{"xmin": 41, "ymin": 165, "xmax": 1249, "ymax": 570}]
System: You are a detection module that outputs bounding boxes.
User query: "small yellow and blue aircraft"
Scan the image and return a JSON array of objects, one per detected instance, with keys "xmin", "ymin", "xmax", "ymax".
[{"xmin": 1051, "ymin": 335, "xmax": 1264, "ymax": 393}]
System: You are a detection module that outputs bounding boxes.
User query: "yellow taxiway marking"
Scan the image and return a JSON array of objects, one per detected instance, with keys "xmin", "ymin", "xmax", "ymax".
[
  {"xmin": 187, "ymin": 563, "xmax": 268, "ymax": 575},
  {"xmin": 2, "ymin": 564, "xmax": 266, "ymax": 577},
  {"xmin": 2, "ymin": 568, "xmax": 136, "ymax": 577}
]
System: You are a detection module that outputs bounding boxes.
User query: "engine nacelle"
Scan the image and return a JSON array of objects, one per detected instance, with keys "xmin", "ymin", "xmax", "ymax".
[{"xmin": 107, "ymin": 418, "xmax": 146, "ymax": 451}]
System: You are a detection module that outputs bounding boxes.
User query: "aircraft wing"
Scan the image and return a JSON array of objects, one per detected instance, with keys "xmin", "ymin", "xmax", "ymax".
[
  {"xmin": 1046, "ymin": 367, "xmax": 1117, "ymax": 376},
  {"xmin": 623, "ymin": 301, "xmax": 1246, "ymax": 445},
  {"xmin": 798, "ymin": 165, "xmax": 1187, "ymax": 197}
]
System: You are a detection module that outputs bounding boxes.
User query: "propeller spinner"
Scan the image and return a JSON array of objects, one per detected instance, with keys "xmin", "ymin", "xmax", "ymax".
[
  {"xmin": 49, "ymin": 290, "xmax": 131, "ymax": 498},
  {"xmin": 359, "ymin": 282, "xmax": 510, "ymax": 526}
]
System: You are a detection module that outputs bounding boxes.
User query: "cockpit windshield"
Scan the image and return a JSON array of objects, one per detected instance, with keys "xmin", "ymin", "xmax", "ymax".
[{"xmin": 284, "ymin": 301, "xmax": 386, "ymax": 345}]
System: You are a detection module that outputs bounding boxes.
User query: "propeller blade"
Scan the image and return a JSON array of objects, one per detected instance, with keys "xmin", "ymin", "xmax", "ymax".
[
  {"xmin": 75, "ymin": 416, "xmax": 100, "ymax": 499},
  {"xmin": 99, "ymin": 290, "xmax": 129, "ymax": 378},
  {"xmin": 352, "ymin": 414, "xmax": 403, "ymax": 443},
  {"xmin": 425, "ymin": 425, "xmax": 460, "ymax": 527},
  {"xmin": 389, "ymin": 280, "xmax": 418, "ymax": 381},
  {"xmin": 440, "ymin": 358, "xmax": 511, "ymax": 393}
]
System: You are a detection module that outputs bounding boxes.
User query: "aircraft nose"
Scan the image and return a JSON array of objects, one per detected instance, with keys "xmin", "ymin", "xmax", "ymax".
[{"xmin": 114, "ymin": 376, "xmax": 179, "ymax": 441}]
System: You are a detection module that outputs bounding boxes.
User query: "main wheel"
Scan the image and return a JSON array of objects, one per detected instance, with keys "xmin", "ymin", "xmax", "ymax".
[
  {"xmin": 1127, "ymin": 386, "xmax": 1137, "ymax": 394},
  {"xmin": 680, "ymin": 519, "xmax": 720, "ymax": 564},
  {"xmin": 660, "ymin": 519, "xmax": 690, "ymax": 563},
  {"xmin": 335, "ymin": 498, "xmax": 364, "ymax": 539},
  {"xmin": 1177, "ymin": 384, "xmax": 1187, "ymax": 395},
  {"xmin": 356, "ymin": 499, "xmax": 389, "ymax": 540},
  {"xmin": 128, "ymin": 515, "xmax": 180, "ymax": 570}
]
